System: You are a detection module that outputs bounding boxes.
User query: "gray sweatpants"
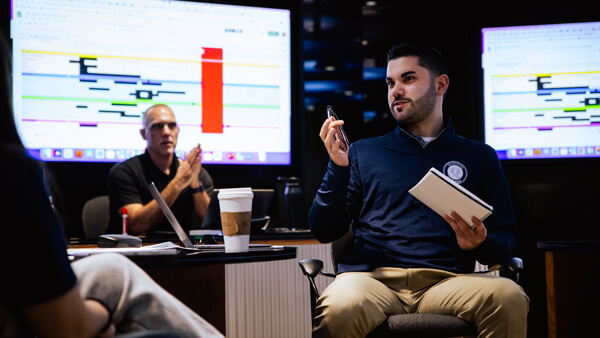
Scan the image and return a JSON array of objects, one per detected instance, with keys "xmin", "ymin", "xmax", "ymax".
[{"xmin": 72, "ymin": 253, "xmax": 224, "ymax": 338}]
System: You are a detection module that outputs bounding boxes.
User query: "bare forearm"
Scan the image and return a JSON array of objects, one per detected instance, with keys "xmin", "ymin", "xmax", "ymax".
[
  {"xmin": 24, "ymin": 286, "xmax": 112, "ymax": 338},
  {"xmin": 84, "ymin": 299, "xmax": 114, "ymax": 337},
  {"xmin": 192, "ymin": 190, "xmax": 211, "ymax": 222},
  {"xmin": 127, "ymin": 178, "xmax": 186, "ymax": 235}
]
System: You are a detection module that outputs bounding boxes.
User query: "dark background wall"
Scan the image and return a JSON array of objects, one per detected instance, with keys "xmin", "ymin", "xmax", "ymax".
[{"xmin": 6, "ymin": 1, "xmax": 599, "ymax": 337}]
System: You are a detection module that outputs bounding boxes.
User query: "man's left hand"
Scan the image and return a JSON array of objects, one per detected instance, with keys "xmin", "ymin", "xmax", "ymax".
[
  {"xmin": 443, "ymin": 211, "xmax": 487, "ymax": 250},
  {"xmin": 174, "ymin": 144, "xmax": 202, "ymax": 190},
  {"xmin": 186, "ymin": 144, "xmax": 203, "ymax": 188}
]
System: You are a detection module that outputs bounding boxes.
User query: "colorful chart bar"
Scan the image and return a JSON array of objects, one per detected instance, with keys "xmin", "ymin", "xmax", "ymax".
[{"xmin": 202, "ymin": 47, "xmax": 223, "ymax": 133}]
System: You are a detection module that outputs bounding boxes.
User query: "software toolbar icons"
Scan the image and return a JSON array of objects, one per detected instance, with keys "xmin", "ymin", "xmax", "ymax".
[{"xmin": 506, "ymin": 146, "xmax": 600, "ymax": 159}]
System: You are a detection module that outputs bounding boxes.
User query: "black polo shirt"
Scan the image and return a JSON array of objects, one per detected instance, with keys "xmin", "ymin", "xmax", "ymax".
[{"xmin": 107, "ymin": 151, "xmax": 214, "ymax": 235}]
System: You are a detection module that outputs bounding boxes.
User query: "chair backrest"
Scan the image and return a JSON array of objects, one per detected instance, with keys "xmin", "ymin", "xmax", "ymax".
[
  {"xmin": 81, "ymin": 195, "xmax": 110, "ymax": 238},
  {"xmin": 330, "ymin": 228, "xmax": 354, "ymax": 274}
]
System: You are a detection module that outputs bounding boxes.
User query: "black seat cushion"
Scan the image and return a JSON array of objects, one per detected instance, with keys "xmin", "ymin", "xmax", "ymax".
[{"xmin": 367, "ymin": 314, "xmax": 476, "ymax": 338}]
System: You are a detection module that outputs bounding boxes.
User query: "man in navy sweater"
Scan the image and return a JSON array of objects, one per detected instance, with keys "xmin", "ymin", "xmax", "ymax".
[{"xmin": 310, "ymin": 42, "xmax": 529, "ymax": 337}]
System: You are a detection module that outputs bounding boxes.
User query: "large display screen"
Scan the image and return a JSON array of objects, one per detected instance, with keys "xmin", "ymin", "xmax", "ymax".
[
  {"xmin": 482, "ymin": 21, "xmax": 600, "ymax": 160},
  {"xmin": 10, "ymin": 0, "xmax": 293, "ymax": 165}
]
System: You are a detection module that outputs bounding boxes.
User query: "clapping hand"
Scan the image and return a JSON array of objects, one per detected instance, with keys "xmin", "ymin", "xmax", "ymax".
[{"xmin": 175, "ymin": 144, "xmax": 202, "ymax": 189}]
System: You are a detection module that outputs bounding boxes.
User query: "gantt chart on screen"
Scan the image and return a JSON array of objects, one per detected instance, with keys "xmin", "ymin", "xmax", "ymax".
[
  {"xmin": 11, "ymin": 0, "xmax": 291, "ymax": 164},
  {"xmin": 482, "ymin": 21, "xmax": 600, "ymax": 159}
]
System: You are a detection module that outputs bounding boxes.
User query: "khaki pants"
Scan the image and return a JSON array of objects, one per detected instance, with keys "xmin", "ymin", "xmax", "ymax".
[{"xmin": 313, "ymin": 268, "xmax": 529, "ymax": 338}]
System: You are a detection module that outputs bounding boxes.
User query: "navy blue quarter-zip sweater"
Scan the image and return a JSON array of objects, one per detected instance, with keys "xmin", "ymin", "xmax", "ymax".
[{"xmin": 309, "ymin": 119, "xmax": 517, "ymax": 274}]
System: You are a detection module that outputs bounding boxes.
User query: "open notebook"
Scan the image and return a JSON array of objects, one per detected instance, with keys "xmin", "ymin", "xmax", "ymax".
[{"xmin": 408, "ymin": 167, "xmax": 493, "ymax": 226}]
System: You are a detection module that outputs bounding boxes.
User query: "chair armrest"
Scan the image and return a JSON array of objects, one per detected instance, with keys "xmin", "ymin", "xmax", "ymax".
[
  {"xmin": 299, "ymin": 259, "xmax": 324, "ymax": 278},
  {"xmin": 298, "ymin": 259, "xmax": 326, "ymax": 319},
  {"xmin": 499, "ymin": 257, "xmax": 523, "ymax": 283},
  {"xmin": 486, "ymin": 257, "xmax": 523, "ymax": 283}
]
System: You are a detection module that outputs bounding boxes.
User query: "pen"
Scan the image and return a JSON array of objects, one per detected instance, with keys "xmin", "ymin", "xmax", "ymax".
[{"xmin": 122, "ymin": 207, "xmax": 128, "ymax": 234}]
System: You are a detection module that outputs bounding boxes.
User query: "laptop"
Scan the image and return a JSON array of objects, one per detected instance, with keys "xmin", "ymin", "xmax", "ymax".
[
  {"xmin": 149, "ymin": 182, "xmax": 196, "ymax": 248},
  {"xmin": 149, "ymin": 182, "xmax": 274, "ymax": 249},
  {"xmin": 199, "ymin": 188, "xmax": 275, "ymax": 230}
]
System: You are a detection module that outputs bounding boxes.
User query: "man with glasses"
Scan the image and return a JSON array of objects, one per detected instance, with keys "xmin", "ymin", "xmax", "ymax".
[{"xmin": 107, "ymin": 104, "xmax": 214, "ymax": 236}]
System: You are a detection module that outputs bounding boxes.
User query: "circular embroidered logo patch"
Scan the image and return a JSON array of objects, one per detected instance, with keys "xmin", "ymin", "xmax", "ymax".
[{"xmin": 443, "ymin": 161, "xmax": 467, "ymax": 184}]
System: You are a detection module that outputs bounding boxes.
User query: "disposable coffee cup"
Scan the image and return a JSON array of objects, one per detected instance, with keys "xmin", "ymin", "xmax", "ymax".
[{"xmin": 217, "ymin": 187, "xmax": 253, "ymax": 253}]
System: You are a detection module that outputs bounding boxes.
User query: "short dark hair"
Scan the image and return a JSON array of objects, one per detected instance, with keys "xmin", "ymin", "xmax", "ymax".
[{"xmin": 386, "ymin": 42, "xmax": 448, "ymax": 78}]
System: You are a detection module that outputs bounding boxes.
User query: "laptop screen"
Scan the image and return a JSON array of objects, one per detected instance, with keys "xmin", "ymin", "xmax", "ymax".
[
  {"xmin": 148, "ymin": 182, "xmax": 195, "ymax": 248},
  {"xmin": 200, "ymin": 189, "xmax": 274, "ymax": 229}
]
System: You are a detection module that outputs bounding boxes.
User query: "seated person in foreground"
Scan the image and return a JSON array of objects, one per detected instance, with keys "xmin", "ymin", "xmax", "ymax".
[
  {"xmin": 309, "ymin": 42, "xmax": 529, "ymax": 338},
  {"xmin": 107, "ymin": 104, "xmax": 214, "ymax": 236},
  {"xmin": 0, "ymin": 38, "xmax": 223, "ymax": 337}
]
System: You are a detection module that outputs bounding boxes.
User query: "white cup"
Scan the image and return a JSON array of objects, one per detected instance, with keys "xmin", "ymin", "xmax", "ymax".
[{"xmin": 217, "ymin": 188, "xmax": 253, "ymax": 253}]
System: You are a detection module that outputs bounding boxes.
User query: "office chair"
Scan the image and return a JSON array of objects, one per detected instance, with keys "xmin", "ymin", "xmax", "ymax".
[
  {"xmin": 82, "ymin": 195, "xmax": 110, "ymax": 238},
  {"xmin": 298, "ymin": 230, "xmax": 523, "ymax": 338}
]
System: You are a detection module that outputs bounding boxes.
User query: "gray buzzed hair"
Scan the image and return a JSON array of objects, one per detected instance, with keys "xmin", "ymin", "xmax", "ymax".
[{"xmin": 141, "ymin": 103, "xmax": 171, "ymax": 128}]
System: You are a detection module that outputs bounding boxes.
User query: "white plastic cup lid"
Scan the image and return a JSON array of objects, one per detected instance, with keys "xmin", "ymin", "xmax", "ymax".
[{"xmin": 218, "ymin": 187, "xmax": 253, "ymax": 200}]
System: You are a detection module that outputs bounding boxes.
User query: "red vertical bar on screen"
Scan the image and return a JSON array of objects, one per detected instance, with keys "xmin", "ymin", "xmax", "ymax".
[{"xmin": 201, "ymin": 47, "xmax": 223, "ymax": 133}]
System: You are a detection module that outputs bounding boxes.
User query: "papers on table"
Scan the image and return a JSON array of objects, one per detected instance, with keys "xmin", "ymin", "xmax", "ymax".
[
  {"xmin": 408, "ymin": 167, "xmax": 493, "ymax": 226},
  {"xmin": 67, "ymin": 241, "xmax": 277, "ymax": 259},
  {"xmin": 67, "ymin": 242, "xmax": 182, "ymax": 258}
]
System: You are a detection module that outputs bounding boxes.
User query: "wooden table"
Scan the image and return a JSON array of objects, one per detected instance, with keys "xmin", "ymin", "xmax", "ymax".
[{"xmin": 537, "ymin": 241, "xmax": 600, "ymax": 337}]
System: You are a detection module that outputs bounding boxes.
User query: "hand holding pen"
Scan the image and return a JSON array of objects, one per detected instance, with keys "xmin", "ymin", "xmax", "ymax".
[
  {"xmin": 326, "ymin": 105, "xmax": 349, "ymax": 151},
  {"xmin": 320, "ymin": 105, "xmax": 350, "ymax": 167}
]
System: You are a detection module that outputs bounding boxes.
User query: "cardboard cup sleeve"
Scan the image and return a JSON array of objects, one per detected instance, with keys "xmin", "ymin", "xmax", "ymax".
[{"xmin": 221, "ymin": 211, "xmax": 252, "ymax": 236}]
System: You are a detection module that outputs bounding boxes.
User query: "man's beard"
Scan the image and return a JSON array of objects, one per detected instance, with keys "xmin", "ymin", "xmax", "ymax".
[{"xmin": 390, "ymin": 80, "xmax": 437, "ymax": 125}]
